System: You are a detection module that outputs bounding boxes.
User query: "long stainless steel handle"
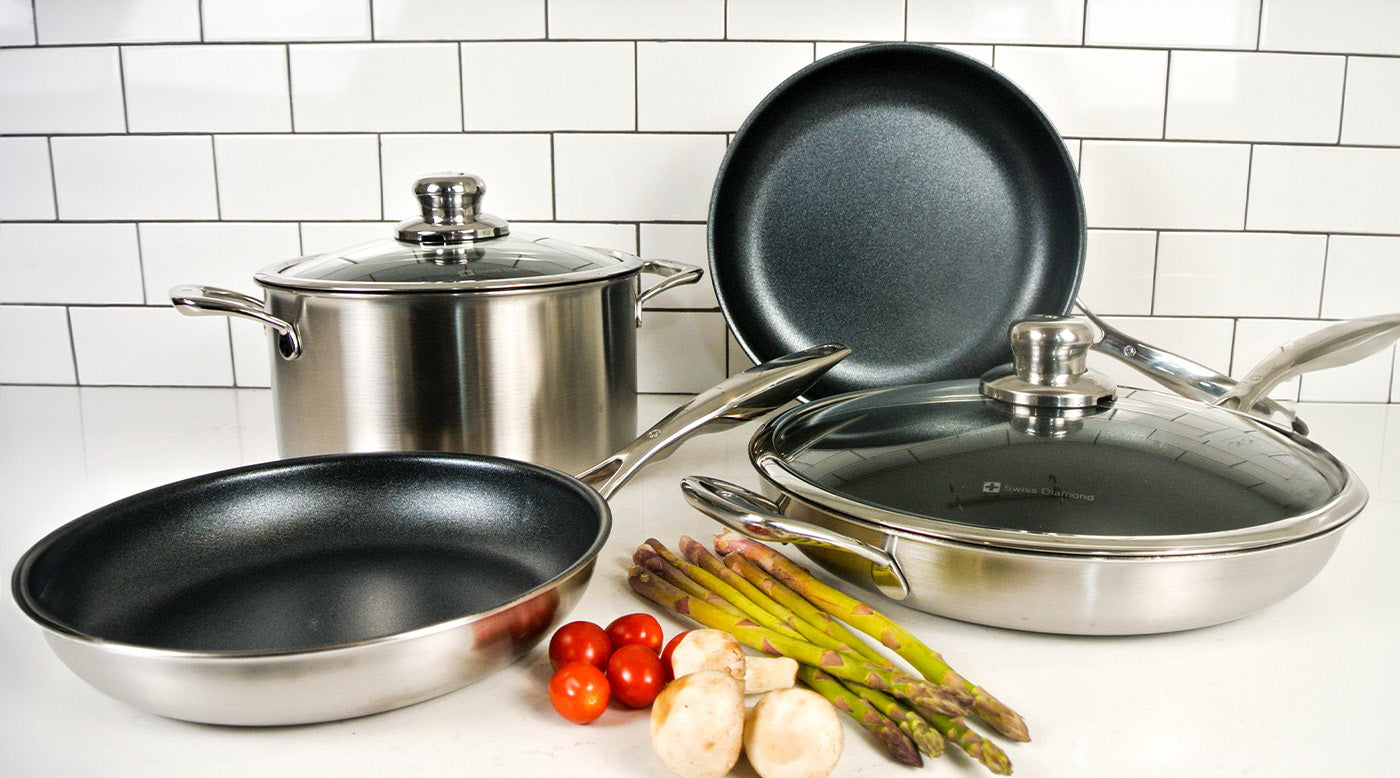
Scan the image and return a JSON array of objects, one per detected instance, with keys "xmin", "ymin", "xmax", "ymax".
[
  {"xmin": 574, "ymin": 344, "xmax": 851, "ymax": 499},
  {"xmin": 680, "ymin": 476, "xmax": 910, "ymax": 602},
  {"xmin": 1077, "ymin": 301, "xmax": 1304, "ymax": 432},
  {"xmin": 170, "ymin": 284, "xmax": 301, "ymax": 359},
  {"xmin": 1215, "ymin": 312, "xmax": 1400, "ymax": 414}
]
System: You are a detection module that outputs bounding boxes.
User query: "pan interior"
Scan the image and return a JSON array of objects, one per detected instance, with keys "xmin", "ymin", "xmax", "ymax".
[
  {"xmin": 709, "ymin": 43, "xmax": 1083, "ymax": 398},
  {"xmin": 16, "ymin": 454, "xmax": 606, "ymax": 653}
]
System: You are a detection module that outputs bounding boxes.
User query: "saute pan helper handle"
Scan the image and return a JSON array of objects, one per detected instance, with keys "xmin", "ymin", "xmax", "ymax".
[
  {"xmin": 575, "ymin": 344, "xmax": 850, "ymax": 499},
  {"xmin": 680, "ymin": 476, "xmax": 910, "ymax": 602},
  {"xmin": 170, "ymin": 284, "xmax": 301, "ymax": 359},
  {"xmin": 1214, "ymin": 312, "xmax": 1400, "ymax": 415},
  {"xmin": 594, "ymin": 249, "xmax": 703, "ymax": 326}
]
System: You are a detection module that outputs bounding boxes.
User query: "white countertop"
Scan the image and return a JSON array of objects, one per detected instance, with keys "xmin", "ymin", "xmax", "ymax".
[{"xmin": 2, "ymin": 387, "xmax": 1397, "ymax": 778}]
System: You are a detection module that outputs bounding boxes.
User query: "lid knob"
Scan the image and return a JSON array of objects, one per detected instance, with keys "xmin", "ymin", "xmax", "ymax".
[
  {"xmin": 395, "ymin": 173, "xmax": 510, "ymax": 245},
  {"xmin": 980, "ymin": 316, "xmax": 1116, "ymax": 409}
]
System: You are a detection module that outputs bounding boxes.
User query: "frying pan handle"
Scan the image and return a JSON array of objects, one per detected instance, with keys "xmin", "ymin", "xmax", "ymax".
[
  {"xmin": 575, "ymin": 344, "xmax": 851, "ymax": 499},
  {"xmin": 679, "ymin": 476, "xmax": 910, "ymax": 602}
]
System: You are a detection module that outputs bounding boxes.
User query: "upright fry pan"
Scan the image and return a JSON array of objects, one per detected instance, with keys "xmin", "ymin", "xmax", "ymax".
[
  {"xmin": 11, "ymin": 345, "xmax": 848, "ymax": 726},
  {"xmin": 710, "ymin": 43, "xmax": 1084, "ymax": 398}
]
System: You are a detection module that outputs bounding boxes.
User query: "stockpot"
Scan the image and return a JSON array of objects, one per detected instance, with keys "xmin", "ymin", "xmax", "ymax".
[
  {"xmin": 172, "ymin": 173, "xmax": 701, "ymax": 473},
  {"xmin": 684, "ymin": 314, "xmax": 1400, "ymax": 636}
]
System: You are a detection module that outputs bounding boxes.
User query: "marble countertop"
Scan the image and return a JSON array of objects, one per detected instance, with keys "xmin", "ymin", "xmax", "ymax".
[{"xmin": 2, "ymin": 387, "xmax": 1396, "ymax": 777}]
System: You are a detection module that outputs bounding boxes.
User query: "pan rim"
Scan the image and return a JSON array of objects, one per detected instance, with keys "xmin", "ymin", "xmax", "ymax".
[{"xmin": 11, "ymin": 451, "xmax": 612, "ymax": 660}]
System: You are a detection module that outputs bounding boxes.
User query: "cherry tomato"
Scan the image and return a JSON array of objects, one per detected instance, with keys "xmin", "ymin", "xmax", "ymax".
[
  {"xmin": 548, "ymin": 662, "xmax": 610, "ymax": 724},
  {"xmin": 605, "ymin": 612, "xmax": 664, "ymax": 654},
  {"xmin": 606, "ymin": 644, "xmax": 666, "ymax": 708},
  {"xmin": 548, "ymin": 621, "xmax": 612, "ymax": 671},
  {"xmin": 660, "ymin": 630, "xmax": 692, "ymax": 681}
]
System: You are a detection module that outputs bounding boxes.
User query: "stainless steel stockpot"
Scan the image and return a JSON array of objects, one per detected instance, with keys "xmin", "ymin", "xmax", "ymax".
[{"xmin": 172, "ymin": 173, "xmax": 701, "ymax": 473}]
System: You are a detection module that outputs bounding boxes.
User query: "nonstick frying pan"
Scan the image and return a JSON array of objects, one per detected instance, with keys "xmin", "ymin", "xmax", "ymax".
[
  {"xmin": 11, "ymin": 345, "xmax": 848, "ymax": 726},
  {"xmin": 710, "ymin": 43, "xmax": 1084, "ymax": 399}
]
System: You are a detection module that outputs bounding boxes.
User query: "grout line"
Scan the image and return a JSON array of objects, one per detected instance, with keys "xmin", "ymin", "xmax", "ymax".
[
  {"xmin": 1317, "ymin": 234, "xmax": 1330, "ymax": 318},
  {"xmin": 133, "ymin": 223, "xmax": 147, "ymax": 305},
  {"xmin": 116, "ymin": 46, "xmax": 130, "ymax": 133},
  {"xmin": 63, "ymin": 305, "xmax": 80, "ymax": 385},
  {"xmin": 1336, "ymin": 55, "xmax": 1350, "ymax": 144},
  {"xmin": 1080, "ymin": 0, "xmax": 1088, "ymax": 45},
  {"xmin": 209, "ymin": 135, "xmax": 222, "ymax": 219},
  {"xmin": 197, "ymin": 0, "xmax": 204, "ymax": 43},
  {"xmin": 1241, "ymin": 143, "xmax": 1255, "ymax": 230},
  {"xmin": 284, "ymin": 44, "xmax": 295, "ymax": 131},
  {"xmin": 44, "ymin": 136, "xmax": 59, "ymax": 217},
  {"xmin": 1161, "ymin": 49, "xmax": 1172, "ymax": 139}
]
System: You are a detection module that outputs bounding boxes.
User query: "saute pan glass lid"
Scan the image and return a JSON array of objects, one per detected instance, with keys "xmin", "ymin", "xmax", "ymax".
[{"xmin": 709, "ymin": 43, "xmax": 1084, "ymax": 398}]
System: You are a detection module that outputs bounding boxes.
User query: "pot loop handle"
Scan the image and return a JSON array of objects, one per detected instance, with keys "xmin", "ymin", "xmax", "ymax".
[
  {"xmin": 680, "ymin": 476, "xmax": 911, "ymax": 602},
  {"xmin": 170, "ymin": 285, "xmax": 301, "ymax": 359},
  {"xmin": 595, "ymin": 249, "xmax": 703, "ymax": 326}
]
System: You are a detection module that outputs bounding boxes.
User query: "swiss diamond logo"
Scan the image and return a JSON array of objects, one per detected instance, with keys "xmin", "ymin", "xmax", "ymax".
[{"xmin": 983, "ymin": 482, "xmax": 1001, "ymax": 494}]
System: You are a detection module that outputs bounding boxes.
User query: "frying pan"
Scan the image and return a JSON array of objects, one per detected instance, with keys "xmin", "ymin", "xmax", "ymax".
[
  {"xmin": 11, "ymin": 344, "xmax": 848, "ymax": 726},
  {"xmin": 710, "ymin": 43, "xmax": 1084, "ymax": 399}
]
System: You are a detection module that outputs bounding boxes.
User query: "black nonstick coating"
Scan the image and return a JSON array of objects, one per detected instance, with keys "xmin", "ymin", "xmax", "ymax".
[
  {"xmin": 14, "ymin": 453, "xmax": 608, "ymax": 653},
  {"xmin": 710, "ymin": 43, "xmax": 1084, "ymax": 398}
]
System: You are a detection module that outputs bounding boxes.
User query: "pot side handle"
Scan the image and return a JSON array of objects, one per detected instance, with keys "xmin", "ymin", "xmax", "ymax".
[
  {"xmin": 593, "ymin": 249, "xmax": 703, "ymax": 326},
  {"xmin": 679, "ymin": 476, "xmax": 911, "ymax": 602},
  {"xmin": 170, "ymin": 284, "xmax": 301, "ymax": 359}
]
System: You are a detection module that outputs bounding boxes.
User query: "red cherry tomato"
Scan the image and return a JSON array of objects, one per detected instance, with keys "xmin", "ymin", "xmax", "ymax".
[
  {"xmin": 548, "ymin": 621, "xmax": 612, "ymax": 671},
  {"xmin": 548, "ymin": 662, "xmax": 610, "ymax": 724},
  {"xmin": 606, "ymin": 644, "xmax": 666, "ymax": 708},
  {"xmin": 660, "ymin": 630, "xmax": 692, "ymax": 681},
  {"xmin": 605, "ymin": 612, "xmax": 664, "ymax": 654}
]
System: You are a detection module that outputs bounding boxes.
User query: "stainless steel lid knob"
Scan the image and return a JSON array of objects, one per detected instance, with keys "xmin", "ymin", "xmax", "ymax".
[
  {"xmin": 395, "ymin": 173, "xmax": 510, "ymax": 245},
  {"xmin": 980, "ymin": 316, "xmax": 1117, "ymax": 409}
]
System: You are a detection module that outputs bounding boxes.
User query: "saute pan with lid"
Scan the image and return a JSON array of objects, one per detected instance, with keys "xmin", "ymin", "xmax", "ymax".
[
  {"xmin": 11, "ymin": 345, "xmax": 848, "ymax": 726},
  {"xmin": 683, "ymin": 315, "xmax": 1400, "ymax": 635}
]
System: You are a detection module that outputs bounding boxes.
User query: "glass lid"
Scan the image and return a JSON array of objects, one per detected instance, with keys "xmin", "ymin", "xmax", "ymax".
[
  {"xmin": 255, "ymin": 174, "xmax": 641, "ymax": 293},
  {"xmin": 752, "ymin": 319, "xmax": 1362, "ymax": 555}
]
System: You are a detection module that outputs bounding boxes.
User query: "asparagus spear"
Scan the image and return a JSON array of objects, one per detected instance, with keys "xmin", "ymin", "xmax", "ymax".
[
  {"xmin": 795, "ymin": 665, "xmax": 923, "ymax": 768},
  {"xmin": 632, "ymin": 545, "xmax": 744, "ymax": 617},
  {"xmin": 929, "ymin": 713, "xmax": 1013, "ymax": 775},
  {"xmin": 838, "ymin": 678, "xmax": 946, "ymax": 759},
  {"xmin": 628, "ymin": 566, "xmax": 967, "ymax": 719},
  {"xmin": 715, "ymin": 532, "xmax": 1029, "ymax": 742},
  {"xmin": 640, "ymin": 539, "xmax": 803, "ymax": 640}
]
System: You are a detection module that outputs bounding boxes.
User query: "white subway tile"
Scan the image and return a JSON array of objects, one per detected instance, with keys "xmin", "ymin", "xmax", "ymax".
[
  {"xmin": 1078, "ymin": 229, "xmax": 1156, "ymax": 315},
  {"xmin": 1321, "ymin": 236, "xmax": 1400, "ymax": 319},
  {"xmin": 71, "ymin": 306, "xmax": 233, "ymax": 386},
  {"xmin": 554, "ymin": 134, "xmax": 727, "ymax": 221},
  {"xmin": 123, "ymin": 45, "xmax": 292, "ymax": 133},
  {"xmin": 1154, "ymin": 232, "xmax": 1326, "ymax": 317},
  {"xmin": 33, "ymin": 0, "xmax": 199, "ymax": 44},
  {"xmin": 1235, "ymin": 317, "xmax": 1396, "ymax": 403},
  {"xmin": 1342, "ymin": 56, "xmax": 1400, "ymax": 146},
  {"xmin": 299, "ymin": 221, "xmax": 397, "ymax": 254},
  {"xmin": 0, "ymin": 223, "xmax": 143, "ymax": 304},
  {"xmin": 378, "ymin": 134, "xmax": 553, "ymax": 221},
  {"xmin": 51, "ymin": 136, "xmax": 218, "ymax": 220},
  {"xmin": 0, "ymin": 0, "xmax": 35, "ymax": 45},
  {"xmin": 1260, "ymin": 0, "xmax": 1400, "ymax": 56},
  {"xmin": 0, "ymin": 306, "xmax": 75, "ymax": 384},
  {"xmin": 1085, "ymin": 0, "xmax": 1259, "ymax": 49},
  {"xmin": 908, "ymin": 0, "xmax": 1083, "ymax": 45},
  {"xmin": 373, "ymin": 0, "xmax": 544, "ymax": 40},
  {"xmin": 202, "ymin": 0, "xmax": 370, "ymax": 42},
  {"xmin": 139, "ymin": 222, "xmax": 302, "ymax": 303},
  {"xmin": 1247, "ymin": 146, "xmax": 1400, "ymax": 234},
  {"xmin": 230, "ymin": 323, "xmax": 271, "ymax": 388},
  {"xmin": 513, "ymin": 222, "xmax": 638, "ymax": 256},
  {"xmin": 639, "ymin": 223, "xmax": 719, "ymax": 309},
  {"xmin": 637, "ymin": 311, "xmax": 727, "ymax": 393},
  {"xmin": 548, "ymin": 0, "xmax": 722, "ymax": 40},
  {"xmin": 994, "ymin": 47, "xmax": 1167, "ymax": 138},
  {"xmin": 638, "ymin": 42, "xmax": 811, "ymax": 132},
  {"xmin": 0, "ymin": 47, "xmax": 125, "ymax": 134},
  {"xmin": 1086, "ymin": 315, "xmax": 1235, "ymax": 392},
  {"xmin": 1079, "ymin": 141, "xmax": 1251, "ymax": 229},
  {"xmin": 290, "ymin": 43, "xmax": 461, "ymax": 132},
  {"xmin": 728, "ymin": 0, "xmax": 904, "ymax": 41},
  {"xmin": 215, "ymin": 134, "xmax": 381, "ymax": 220},
  {"xmin": 460, "ymin": 42, "xmax": 633, "ymax": 131},
  {"xmin": 1166, "ymin": 52, "xmax": 1344, "ymax": 143},
  {"xmin": 0, "ymin": 137, "xmax": 55, "ymax": 220}
]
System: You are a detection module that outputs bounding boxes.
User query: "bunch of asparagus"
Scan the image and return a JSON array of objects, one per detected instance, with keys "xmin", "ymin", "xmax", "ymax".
[{"xmin": 627, "ymin": 533, "xmax": 1028, "ymax": 774}]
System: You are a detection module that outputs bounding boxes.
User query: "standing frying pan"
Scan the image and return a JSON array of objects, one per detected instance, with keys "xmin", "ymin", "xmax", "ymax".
[{"xmin": 710, "ymin": 43, "xmax": 1084, "ymax": 398}]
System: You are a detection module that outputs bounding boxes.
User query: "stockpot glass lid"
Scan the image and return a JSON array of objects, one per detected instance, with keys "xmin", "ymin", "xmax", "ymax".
[
  {"xmin": 752, "ymin": 319, "xmax": 1363, "ymax": 556},
  {"xmin": 255, "ymin": 174, "xmax": 642, "ymax": 293}
]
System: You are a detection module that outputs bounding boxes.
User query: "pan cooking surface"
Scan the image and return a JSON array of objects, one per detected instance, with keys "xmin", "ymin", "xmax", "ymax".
[{"xmin": 710, "ymin": 43, "xmax": 1083, "ymax": 398}]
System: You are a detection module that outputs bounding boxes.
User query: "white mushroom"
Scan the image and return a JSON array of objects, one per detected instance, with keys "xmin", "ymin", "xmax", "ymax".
[
  {"xmin": 650, "ymin": 670, "xmax": 746, "ymax": 778},
  {"xmin": 743, "ymin": 688, "xmax": 844, "ymax": 778},
  {"xmin": 742, "ymin": 656, "xmax": 798, "ymax": 695},
  {"xmin": 666, "ymin": 629, "xmax": 746, "ymax": 684}
]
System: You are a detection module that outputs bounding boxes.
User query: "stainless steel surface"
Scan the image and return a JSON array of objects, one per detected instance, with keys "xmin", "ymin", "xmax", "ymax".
[
  {"xmin": 979, "ymin": 316, "xmax": 1115, "ymax": 409},
  {"xmin": 1215, "ymin": 312, "xmax": 1400, "ymax": 414},
  {"xmin": 11, "ymin": 345, "xmax": 849, "ymax": 726},
  {"xmin": 395, "ymin": 173, "xmax": 510, "ymax": 244}
]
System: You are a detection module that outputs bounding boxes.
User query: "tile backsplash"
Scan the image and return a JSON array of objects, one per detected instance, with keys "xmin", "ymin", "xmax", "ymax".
[{"xmin": 0, "ymin": 0, "xmax": 1396, "ymax": 404}]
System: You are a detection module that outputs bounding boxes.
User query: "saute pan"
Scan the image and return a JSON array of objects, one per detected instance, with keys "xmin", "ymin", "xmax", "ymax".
[
  {"xmin": 11, "ymin": 345, "xmax": 848, "ymax": 726},
  {"xmin": 709, "ymin": 43, "xmax": 1084, "ymax": 399},
  {"xmin": 683, "ymin": 315, "xmax": 1399, "ymax": 635}
]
